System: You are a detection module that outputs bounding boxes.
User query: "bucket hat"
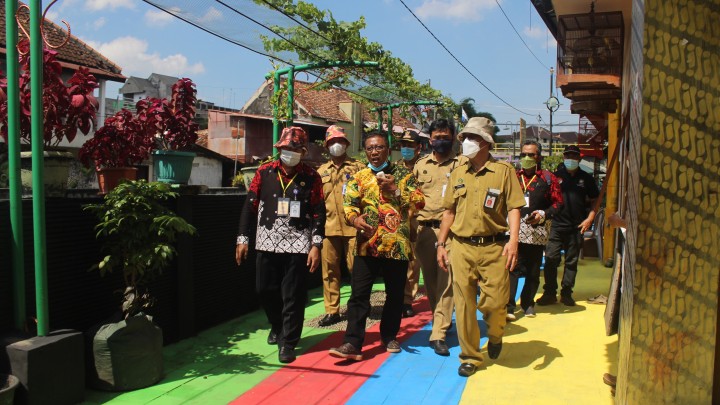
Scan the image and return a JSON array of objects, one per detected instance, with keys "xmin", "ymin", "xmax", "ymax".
[{"xmin": 457, "ymin": 117, "xmax": 495, "ymax": 145}]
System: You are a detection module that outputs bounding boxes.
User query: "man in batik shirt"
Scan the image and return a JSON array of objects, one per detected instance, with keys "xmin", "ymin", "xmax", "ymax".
[{"xmin": 328, "ymin": 131, "xmax": 424, "ymax": 361}]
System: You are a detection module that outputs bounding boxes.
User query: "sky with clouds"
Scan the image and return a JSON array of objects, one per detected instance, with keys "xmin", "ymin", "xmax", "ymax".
[{"xmin": 45, "ymin": 0, "xmax": 577, "ymax": 131}]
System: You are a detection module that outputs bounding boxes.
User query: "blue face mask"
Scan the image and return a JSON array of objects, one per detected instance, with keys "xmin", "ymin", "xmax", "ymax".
[
  {"xmin": 564, "ymin": 159, "xmax": 580, "ymax": 171},
  {"xmin": 368, "ymin": 160, "xmax": 389, "ymax": 172},
  {"xmin": 401, "ymin": 147, "xmax": 416, "ymax": 161}
]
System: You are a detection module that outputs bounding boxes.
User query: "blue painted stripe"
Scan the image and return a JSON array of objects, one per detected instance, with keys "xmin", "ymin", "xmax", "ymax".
[{"xmin": 346, "ymin": 278, "xmax": 524, "ymax": 404}]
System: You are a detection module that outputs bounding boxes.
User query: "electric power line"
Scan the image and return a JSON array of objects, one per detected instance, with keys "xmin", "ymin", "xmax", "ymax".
[
  {"xmin": 397, "ymin": 0, "xmax": 533, "ymax": 116},
  {"xmin": 494, "ymin": 0, "xmax": 549, "ymax": 70}
]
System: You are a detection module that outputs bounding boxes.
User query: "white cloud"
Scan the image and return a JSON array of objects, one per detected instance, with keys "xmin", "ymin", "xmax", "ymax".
[
  {"xmin": 84, "ymin": 0, "xmax": 135, "ymax": 11},
  {"xmin": 144, "ymin": 9, "xmax": 175, "ymax": 26},
  {"xmin": 87, "ymin": 36, "xmax": 205, "ymax": 77},
  {"xmin": 524, "ymin": 25, "xmax": 556, "ymax": 49},
  {"xmin": 198, "ymin": 7, "xmax": 223, "ymax": 24},
  {"xmin": 415, "ymin": 0, "xmax": 496, "ymax": 21},
  {"xmin": 92, "ymin": 17, "xmax": 107, "ymax": 30}
]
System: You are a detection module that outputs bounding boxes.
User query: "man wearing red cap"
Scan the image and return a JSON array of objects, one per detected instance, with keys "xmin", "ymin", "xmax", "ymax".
[
  {"xmin": 316, "ymin": 125, "xmax": 365, "ymax": 327},
  {"xmin": 236, "ymin": 126, "xmax": 325, "ymax": 364}
]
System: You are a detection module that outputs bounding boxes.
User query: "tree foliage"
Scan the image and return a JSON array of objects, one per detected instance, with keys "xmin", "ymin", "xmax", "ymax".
[{"xmin": 255, "ymin": 0, "xmax": 457, "ymax": 118}]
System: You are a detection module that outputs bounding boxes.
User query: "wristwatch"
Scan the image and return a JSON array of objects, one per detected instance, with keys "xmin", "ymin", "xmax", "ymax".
[
  {"xmin": 394, "ymin": 188, "xmax": 401, "ymax": 197},
  {"xmin": 434, "ymin": 241, "xmax": 446, "ymax": 249}
]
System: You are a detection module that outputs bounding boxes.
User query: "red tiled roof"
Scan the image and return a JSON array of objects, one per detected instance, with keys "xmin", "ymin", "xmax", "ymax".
[
  {"xmin": 288, "ymin": 80, "xmax": 414, "ymax": 129},
  {"xmin": 0, "ymin": 4, "xmax": 125, "ymax": 82}
]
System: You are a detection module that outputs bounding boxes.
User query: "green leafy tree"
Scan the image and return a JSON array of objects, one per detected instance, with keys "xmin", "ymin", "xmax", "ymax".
[{"xmin": 255, "ymin": 0, "xmax": 457, "ymax": 118}]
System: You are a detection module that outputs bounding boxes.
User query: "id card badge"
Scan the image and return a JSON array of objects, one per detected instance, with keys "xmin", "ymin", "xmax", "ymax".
[
  {"xmin": 484, "ymin": 188, "xmax": 500, "ymax": 209},
  {"xmin": 289, "ymin": 200, "xmax": 301, "ymax": 218},
  {"xmin": 441, "ymin": 184, "xmax": 447, "ymax": 198},
  {"xmin": 277, "ymin": 198, "xmax": 290, "ymax": 216},
  {"xmin": 342, "ymin": 183, "xmax": 347, "ymax": 196},
  {"xmin": 524, "ymin": 192, "xmax": 530, "ymax": 207}
]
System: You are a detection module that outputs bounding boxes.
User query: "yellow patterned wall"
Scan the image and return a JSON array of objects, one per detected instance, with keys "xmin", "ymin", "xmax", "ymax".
[{"xmin": 619, "ymin": 0, "xmax": 720, "ymax": 403}]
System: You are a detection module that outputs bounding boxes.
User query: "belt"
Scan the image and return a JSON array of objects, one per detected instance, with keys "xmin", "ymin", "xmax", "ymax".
[
  {"xmin": 456, "ymin": 233, "xmax": 510, "ymax": 245},
  {"xmin": 419, "ymin": 220, "xmax": 441, "ymax": 228}
]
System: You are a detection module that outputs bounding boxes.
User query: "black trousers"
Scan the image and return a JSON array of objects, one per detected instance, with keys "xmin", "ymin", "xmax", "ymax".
[
  {"xmin": 543, "ymin": 227, "xmax": 582, "ymax": 296},
  {"xmin": 508, "ymin": 243, "xmax": 546, "ymax": 312},
  {"xmin": 344, "ymin": 256, "xmax": 408, "ymax": 349},
  {"xmin": 256, "ymin": 251, "xmax": 308, "ymax": 349}
]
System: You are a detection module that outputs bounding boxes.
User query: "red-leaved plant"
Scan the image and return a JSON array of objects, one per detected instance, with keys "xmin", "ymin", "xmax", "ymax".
[
  {"xmin": 136, "ymin": 78, "xmax": 198, "ymax": 151},
  {"xmin": 78, "ymin": 109, "xmax": 154, "ymax": 169},
  {"xmin": 0, "ymin": 39, "xmax": 98, "ymax": 146}
]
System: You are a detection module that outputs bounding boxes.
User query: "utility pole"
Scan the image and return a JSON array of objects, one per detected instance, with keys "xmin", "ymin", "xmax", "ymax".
[{"xmin": 545, "ymin": 67, "xmax": 560, "ymax": 155}]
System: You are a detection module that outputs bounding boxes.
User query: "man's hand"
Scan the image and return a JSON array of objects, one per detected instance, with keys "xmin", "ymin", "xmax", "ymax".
[
  {"xmin": 437, "ymin": 246, "xmax": 450, "ymax": 273},
  {"xmin": 526, "ymin": 210, "xmax": 544, "ymax": 225},
  {"xmin": 307, "ymin": 246, "xmax": 320, "ymax": 273},
  {"xmin": 354, "ymin": 213, "xmax": 376, "ymax": 237},
  {"xmin": 235, "ymin": 244, "xmax": 248, "ymax": 266},
  {"xmin": 376, "ymin": 174, "xmax": 398, "ymax": 194},
  {"xmin": 578, "ymin": 217, "xmax": 594, "ymax": 234},
  {"xmin": 502, "ymin": 239, "xmax": 518, "ymax": 271}
]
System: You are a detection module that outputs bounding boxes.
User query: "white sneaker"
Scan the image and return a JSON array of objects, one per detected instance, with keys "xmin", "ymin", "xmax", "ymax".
[
  {"xmin": 506, "ymin": 312, "xmax": 517, "ymax": 322},
  {"xmin": 524, "ymin": 306, "xmax": 537, "ymax": 318}
]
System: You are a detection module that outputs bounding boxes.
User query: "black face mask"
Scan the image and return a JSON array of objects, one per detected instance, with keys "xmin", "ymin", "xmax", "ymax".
[{"xmin": 430, "ymin": 139, "xmax": 453, "ymax": 154}]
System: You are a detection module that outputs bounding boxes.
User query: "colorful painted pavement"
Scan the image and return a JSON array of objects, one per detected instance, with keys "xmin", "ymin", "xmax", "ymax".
[{"xmin": 82, "ymin": 259, "xmax": 616, "ymax": 404}]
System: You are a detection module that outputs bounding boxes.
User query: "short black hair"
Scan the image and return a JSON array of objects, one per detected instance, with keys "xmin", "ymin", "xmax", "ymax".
[
  {"xmin": 363, "ymin": 130, "xmax": 389, "ymax": 147},
  {"xmin": 523, "ymin": 139, "xmax": 542, "ymax": 153},
  {"xmin": 429, "ymin": 119, "xmax": 455, "ymax": 136}
]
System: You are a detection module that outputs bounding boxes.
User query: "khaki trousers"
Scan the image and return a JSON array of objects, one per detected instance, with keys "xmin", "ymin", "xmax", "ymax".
[
  {"xmin": 403, "ymin": 251, "xmax": 421, "ymax": 305},
  {"xmin": 414, "ymin": 225, "xmax": 454, "ymax": 341},
  {"xmin": 449, "ymin": 237, "xmax": 509, "ymax": 367},
  {"xmin": 321, "ymin": 236, "xmax": 356, "ymax": 314}
]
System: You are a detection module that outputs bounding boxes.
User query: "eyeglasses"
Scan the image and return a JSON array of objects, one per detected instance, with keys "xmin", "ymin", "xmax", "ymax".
[
  {"xmin": 365, "ymin": 145, "xmax": 387, "ymax": 152},
  {"xmin": 519, "ymin": 153, "xmax": 537, "ymax": 158}
]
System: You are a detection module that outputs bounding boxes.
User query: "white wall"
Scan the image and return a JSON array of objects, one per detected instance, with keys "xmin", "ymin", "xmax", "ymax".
[{"xmin": 188, "ymin": 156, "xmax": 222, "ymax": 187}]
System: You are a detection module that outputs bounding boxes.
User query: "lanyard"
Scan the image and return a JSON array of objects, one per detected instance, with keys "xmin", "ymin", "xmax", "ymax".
[
  {"xmin": 278, "ymin": 171, "xmax": 298, "ymax": 198},
  {"xmin": 521, "ymin": 174, "xmax": 537, "ymax": 193}
]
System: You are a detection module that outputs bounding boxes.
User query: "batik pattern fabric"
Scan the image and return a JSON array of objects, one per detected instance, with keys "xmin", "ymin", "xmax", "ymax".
[
  {"xmin": 517, "ymin": 168, "xmax": 563, "ymax": 245},
  {"xmin": 343, "ymin": 163, "xmax": 424, "ymax": 261},
  {"xmin": 238, "ymin": 160, "xmax": 325, "ymax": 253}
]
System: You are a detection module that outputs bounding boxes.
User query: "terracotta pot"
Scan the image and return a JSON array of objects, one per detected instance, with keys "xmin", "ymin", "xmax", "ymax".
[{"xmin": 96, "ymin": 167, "xmax": 138, "ymax": 195}]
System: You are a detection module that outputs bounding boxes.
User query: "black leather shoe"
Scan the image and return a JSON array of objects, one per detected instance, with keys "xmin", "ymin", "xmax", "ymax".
[
  {"xmin": 278, "ymin": 346, "xmax": 296, "ymax": 363},
  {"xmin": 318, "ymin": 313, "xmax": 341, "ymax": 327},
  {"xmin": 267, "ymin": 330, "xmax": 278, "ymax": 345},
  {"xmin": 430, "ymin": 340, "xmax": 450, "ymax": 356},
  {"xmin": 402, "ymin": 304, "xmax": 415, "ymax": 318},
  {"xmin": 458, "ymin": 363, "xmax": 477, "ymax": 377},
  {"xmin": 560, "ymin": 295, "xmax": 576, "ymax": 306},
  {"xmin": 487, "ymin": 341, "xmax": 502, "ymax": 359}
]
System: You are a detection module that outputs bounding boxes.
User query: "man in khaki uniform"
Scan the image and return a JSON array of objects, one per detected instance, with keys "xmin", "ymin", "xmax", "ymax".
[
  {"xmin": 436, "ymin": 117, "xmax": 525, "ymax": 377},
  {"xmin": 413, "ymin": 119, "xmax": 465, "ymax": 356},
  {"xmin": 317, "ymin": 125, "xmax": 365, "ymax": 326},
  {"xmin": 399, "ymin": 129, "xmax": 423, "ymax": 318}
]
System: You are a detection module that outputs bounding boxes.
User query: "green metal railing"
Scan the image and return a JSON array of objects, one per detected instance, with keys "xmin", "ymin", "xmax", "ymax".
[
  {"xmin": 370, "ymin": 101, "xmax": 443, "ymax": 147},
  {"xmin": 265, "ymin": 61, "xmax": 379, "ymax": 156}
]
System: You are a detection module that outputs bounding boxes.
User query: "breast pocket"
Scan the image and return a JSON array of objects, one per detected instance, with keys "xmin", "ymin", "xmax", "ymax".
[{"xmin": 418, "ymin": 174, "xmax": 433, "ymax": 185}]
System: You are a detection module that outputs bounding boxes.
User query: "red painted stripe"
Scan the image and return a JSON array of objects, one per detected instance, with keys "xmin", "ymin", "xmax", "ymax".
[{"xmin": 231, "ymin": 297, "xmax": 432, "ymax": 405}]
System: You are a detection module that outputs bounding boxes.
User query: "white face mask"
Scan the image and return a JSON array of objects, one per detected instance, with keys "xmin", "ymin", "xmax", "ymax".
[
  {"xmin": 461, "ymin": 138, "xmax": 482, "ymax": 158},
  {"xmin": 328, "ymin": 143, "xmax": 347, "ymax": 157},
  {"xmin": 280, "ymin": 149, "xmax": 302, "ymax": 167}
]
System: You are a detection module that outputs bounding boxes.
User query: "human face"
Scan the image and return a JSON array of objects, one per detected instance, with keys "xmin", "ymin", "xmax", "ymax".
[
  {"xmin": 430, "ymin": 129, "xmax": 453, "ymax": 142},
  {"xmin": 520, "ymin": 144, "xmax": 541, "ymax": 164},
  {"xmin": 364, "ymin": 135, "xmax": 389, "ymax": 167}
]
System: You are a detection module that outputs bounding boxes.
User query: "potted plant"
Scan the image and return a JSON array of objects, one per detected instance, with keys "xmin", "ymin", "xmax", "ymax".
[
  {"xmin": 136, "ymin": 78, "xmax": 199, "ymax": 184},
  {"xmin": 0, "ymin": 40, "xmax": 98, "ymax": 195},
  {"xmin": 83, "ymin": 180, "xmax": 196, "ymax": 391},
  {"xmin": 78, "ymin": 109, "xmax": 153, "ymax": 194}
]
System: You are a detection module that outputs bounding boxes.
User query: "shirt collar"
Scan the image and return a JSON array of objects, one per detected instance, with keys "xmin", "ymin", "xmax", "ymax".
[{"xmin": 465, "ymin": 156, "xmax": 497, "ymax": 174}]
